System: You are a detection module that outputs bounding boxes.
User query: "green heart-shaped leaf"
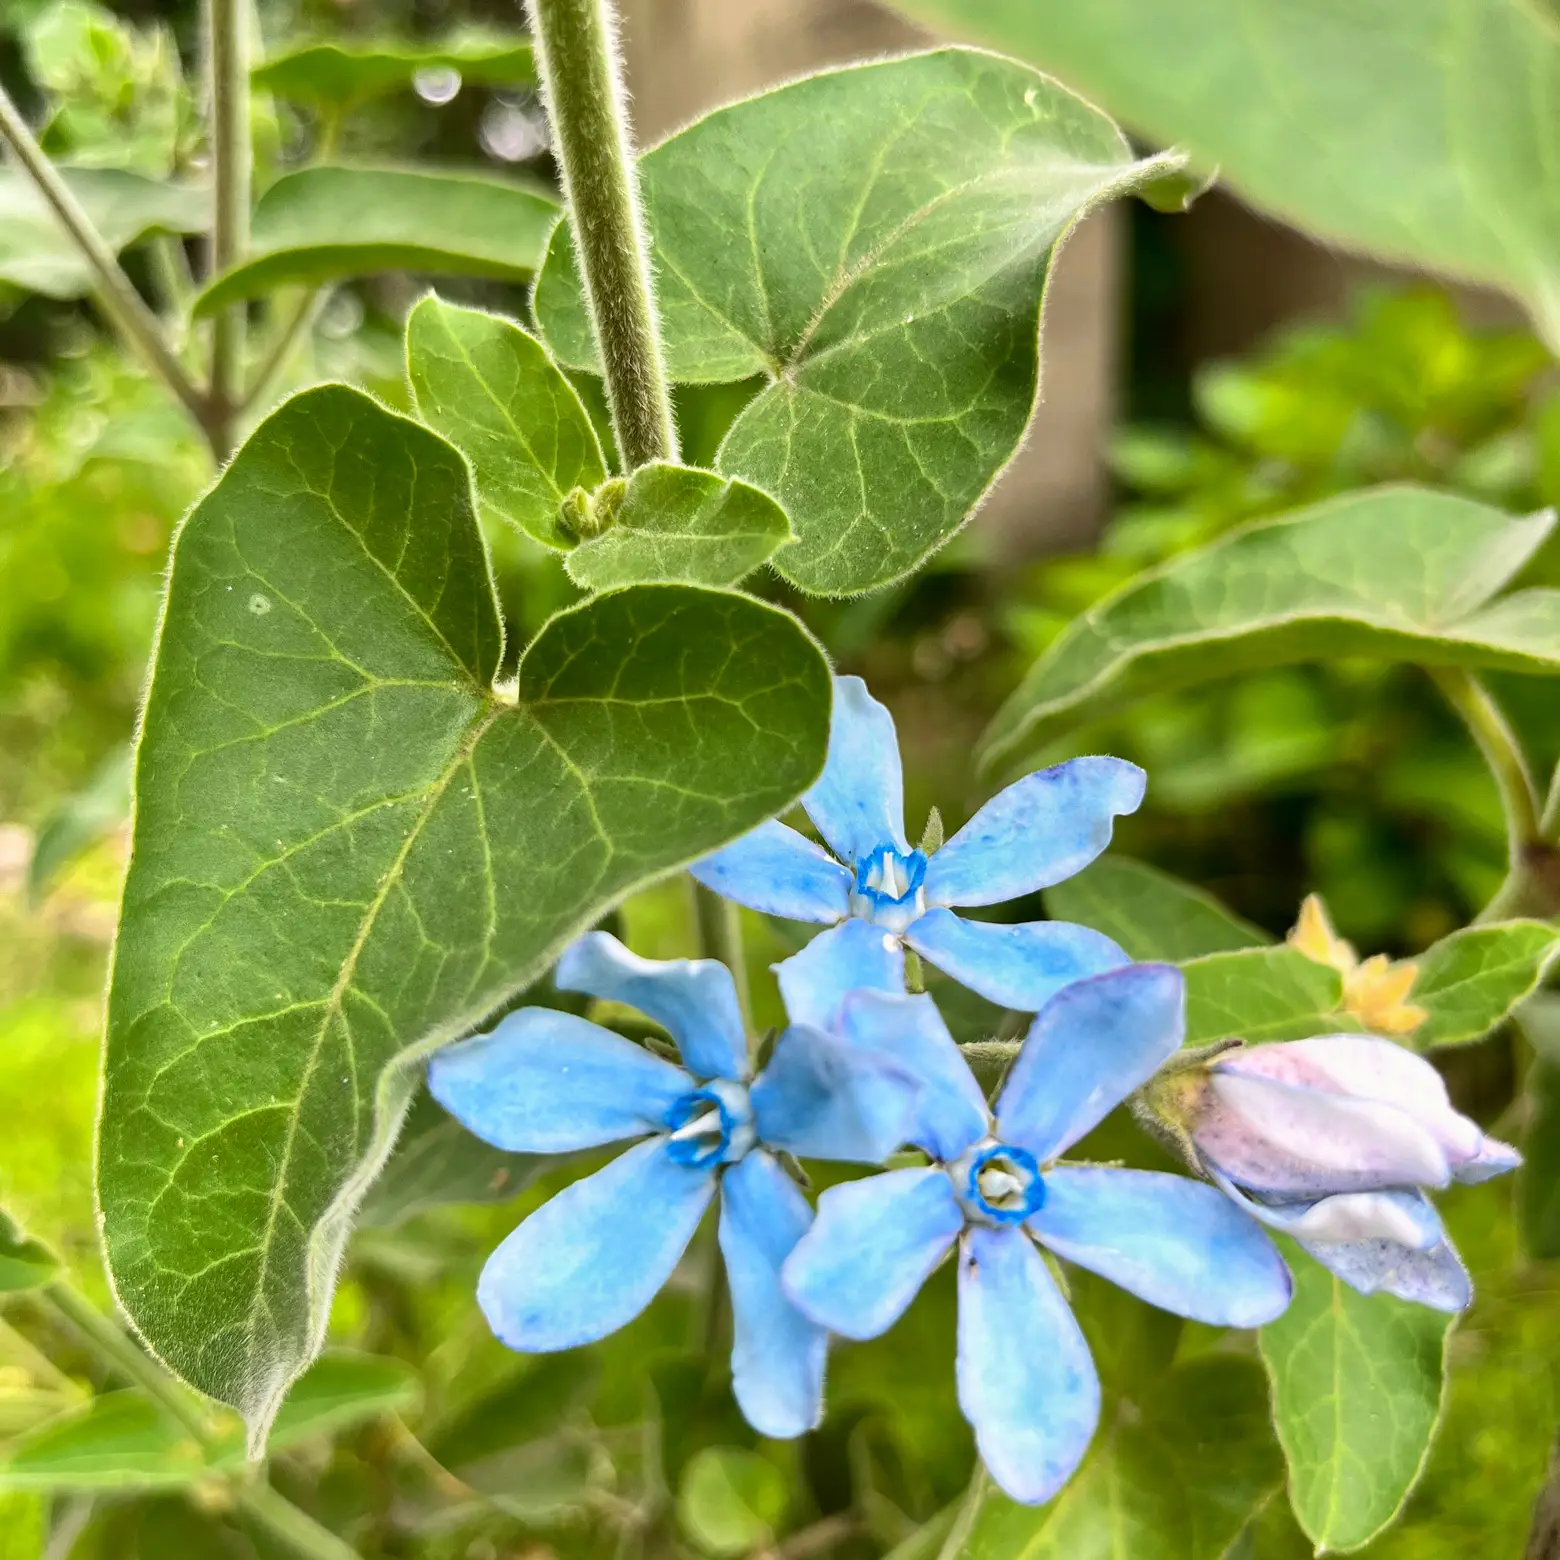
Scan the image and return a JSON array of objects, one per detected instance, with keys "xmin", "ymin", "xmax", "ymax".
[
  {"xmin": 98, "ymin": 385, "xmax": 830, "ymax": 1449},
  {"xmin": 253, "ymin": 30, "xmax": 534, "ymax": 108},
  {"xmin": 1181, "ymin": 946, "xmax": 1343, "ymax": 1046},
  {"xmin": 1409, "ymin": 920, "xmax": 1560, "ymax": 1048},
  {"xmin": 983, "ymin": 487, "xmax": 1560, "ymax": 771},
  {"xmin": 534, "ymin": 48, "xmax": 1178, "ymax": 595}
]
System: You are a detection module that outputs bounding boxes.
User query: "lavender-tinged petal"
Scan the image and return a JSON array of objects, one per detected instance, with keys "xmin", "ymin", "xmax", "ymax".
[
  {"xmin": 1027, "ymin": 1167, "xmax": 1291, "ymax": 1328},
  {"xmin": 923, "ymin": 758, "xmax": 1146, "ymax": 908},
  {"xmin": 1453, "ymin": 1134, "xmax": 1522, "ymax": 1184},
  {"xmin": 429, "ymin": 1009, "xmax": 693, "ymax": 1152},
  {"xmin": 556, "ymin": 931, "xmax": 748, "ymax": 1082},
  {"xmin": 689, "ymin": 820, "xmax": 852, "ymax": 925},
  {"xmin": 718, "ymin": 1151, "xmax": 826, "ymax": 1440},
  {"xmin": 904, "ymin": 909, "xmax": 1129, "ymax": 1013},
  {"xmin": 956, "ymin": 1226, "xmax": 1100, "ymax": 1506},
  {"xmin": 1300, "ymin": 1221, "xmax": 1473, "ymax": 1312},
  {"xmin": 995, "ymin": 964, "xmax": 1185, "ymax": 1160},
  {"xmin": 477, "ymin": 1137, "xmax": 714, "ymax": 1350},
  {"xmin": 775, "ymin": 919, "xmax": 904, "ymax": 1033},
  {"xmin": 834, "ymin": 990, "xmax": 989, "ymax": 1161},
  {"xmin": 802, "ymin": 676, "xmax": 908, "ymax": 864},
  {"xmin": 751, "ymin": 1024, "xmax": 919, "ymax": 1164},
  {"xmin": 781, "ymin": 1168, "xmax": 962, "ymax": 1340}
]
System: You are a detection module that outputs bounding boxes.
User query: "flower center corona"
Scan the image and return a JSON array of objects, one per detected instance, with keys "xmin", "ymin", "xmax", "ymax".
[
  {"xmin": 949, "ymin": 1140, "xmax": 1046, "ymax": 1226},
  {"xmin": 664, "ymin": 1079, "xmax": 755, "ymax": 1169},
  {"xmin": 850, "ymin": 844, "xmax": 928, "ymax": 933}
]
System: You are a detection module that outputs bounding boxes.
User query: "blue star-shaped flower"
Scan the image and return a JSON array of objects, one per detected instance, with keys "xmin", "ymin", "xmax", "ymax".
[
  {"xmin": 427, "ymin": 931, "xmax": 919, "ymax": 1440},
  {"xmin": 780, "ymin": 965, "xmax": 1293, "ymax": 1504},
  {"xmin": 691, "ymin": 676, "xmax": 1142, "ymax": 1013}
]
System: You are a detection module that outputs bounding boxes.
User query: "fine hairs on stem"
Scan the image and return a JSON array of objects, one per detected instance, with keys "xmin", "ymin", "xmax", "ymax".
[{"xmin": 205, "ymin": 0, "xmax": 253, "ymax": 457}]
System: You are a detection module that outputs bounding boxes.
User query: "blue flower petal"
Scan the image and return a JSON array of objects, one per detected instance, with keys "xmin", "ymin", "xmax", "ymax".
[
  {"xmin": 782, "ymin": 1167, "xmax": 962, "ymax": 1340},
  {"xmin": 556, "ymin": 931, "xmax": 748, "ymax": 1082},
  {"xmin": 690, "ymin": 820, "xmax": 852, "ymax": 924},
  {"xmin": 923, "ymin": 758, "xmax": 1145, "ymax": 909},
  {"xmin": 995, "ymin": 964, "xmax": 1185, "ymax": 1160},
  {"xmin": 802, "ymin": 676, "xmax": 909, "ymax": 864},
  {"xmin": 775, "ymin": 919, "xmax": 905, "ymax": 1032},
  {"xmin": 477, "ymin": 1137, "xmax": 715, "ymax": 1350},
  {"xmin": 429, "ymin": 1009, "xmax": 694, "ymax": 1152},
  {"xmin": 1028, "ymin": 1167, "xmax": 1291, "ymax": 1328},
  {"xmin": 905, "ymin": 910, "xmax": 1130, "ymax": 1012},
  {"xmin": 718, "ymin": 1151, "xmax": 827, "ymax": 1439},
  {"xmin": 1206, "ymin": 1170, "xmax": 1444, "ymax": 1251},
  {"xmin": 750, "ymin": 1024, "xmax": 919, "ymax": 1164},
  {"xmin": 1300, "ymin": 1220, "xmax": 1473, "ymax": 1312},
  {"xmin": 834, "ymin": 990, "xmax": 989, "ymax": 1161},
  {"xmin": 956, "ymin": 1226, "xmax": 1100, "ymax": 1506}
]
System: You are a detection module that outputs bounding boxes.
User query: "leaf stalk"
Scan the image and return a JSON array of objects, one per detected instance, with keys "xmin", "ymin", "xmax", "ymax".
[{"xmin": 205, "ymin": 0, "xmax": 254, "ymax": 457}]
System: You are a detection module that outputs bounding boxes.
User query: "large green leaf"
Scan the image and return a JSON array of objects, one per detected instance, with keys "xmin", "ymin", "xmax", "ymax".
[
  {"xmin": 253, "ymin": 29, "xmax": 534, "ymax": 108},
  {"xmin": 1259, "ymin": 1250, "xmax": 1452, "ymax": 1553},
  {"xmin": 194, "ymin": 167, "xmax": 559, "ymax": 314},
  {"xmin": 0, "ymin": 1394, "xmax": 208, "ymax": 1492},
  {"xmin": 0, "ymin": 167, "xmax": 205, "ymax": 300},
  {"xmin": 982, "ymin": 488, "xmax": 1560, "ymax": 770},
  {"xmin": 962, "ymin": 1357, "xmax": 1282, "ymax": 1560},
  {"xmin": 1181, "ymin": 947, "xmax": 1343, "ymax": 1046},
  {"xmin": 533, "ymin": 48, "xmax": 1177, "ymax": 595},
  {"xmin": 1408, "ymin": 920, "xmax": 1560, "ymax": 1048},
  {"xmin": 98, "ymin": 385, "xmax": 830, "ymax": 1448},
  {"xmin": 1044, "ymin": 855, "xmax": 1269, "ymax": 963},
  {"xmin": 406, "ymin": 295, "xmax": 606, "ymax": 550},
  {"xmin": 888, "ymin": 0, "xmax": 1560, "ymax": 347}
]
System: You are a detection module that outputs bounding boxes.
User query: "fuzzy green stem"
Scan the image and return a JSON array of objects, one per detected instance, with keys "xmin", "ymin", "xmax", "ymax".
[
  {"xmin": 934, "ymin": 1463, "xmax": 989, "ymax": 1560},
  {"xmin": 0, "ymin": 87, "xmax": 207, "ymax": 426},
  {"xmin": 205, "ymin": 0, "xmax": 252, "ymax": 457},
  {"xmin": 692, "ymin": 880, "xmax": 750, "ymax": 1032},
  {"xmin": 526, "ymin": 0, "xmax": 678, "ymax": 468}
]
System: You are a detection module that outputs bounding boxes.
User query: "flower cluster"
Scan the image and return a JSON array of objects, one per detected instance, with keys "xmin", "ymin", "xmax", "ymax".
[{"xmin": 429, "ymin": 676, "xmax": 1520, "ymax": 1505}]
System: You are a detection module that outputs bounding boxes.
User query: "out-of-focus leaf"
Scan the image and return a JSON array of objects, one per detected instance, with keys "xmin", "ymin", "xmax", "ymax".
[
  {"xmin": 1520, "ymin": 997, "xmax": 1560, "ymax": 1260},
  {"xmin": 1044, "ymin": 855, "xmax": 1269, "ymax": 963},
  {"xmin": 1259, "ymin": 1249, "xmax": 1451, "ymax": 1553},
  {"xmin": 253, "ymin": 30, "xmax": 534, "ymax": 107},
  {"xmin": 266, "ymin": 1352, "xmax": 421, "ymax": 1450},
  {"xmin": 0, "ymin": 1394, "xmax": 208, "ymax": 1492},
  {"xmin": 0, "ymin": 1213, "xmax": 58, "ymax": 1293},
  {"xmin": 193, "ymin": 167, "xmax": 559, "ymax": 314},
  {"xmin": 0, "ymin": 167, "xmax": 205, "ymax": 299},
  {"xmin": 535, "ymin": 49, "xmax": 1179, "ymax": 595},
  {"xmin": 28, "ymin": 742, "xmax": 131, "ymax": 903},
  {"xmin": 1408, "ymin": 920, "xmax": 1560, "ymax": 1048},
  {"xmin": 0, "ymin": 1492, "xmax": 44, "ymax": 1560},
  {"xmin": 1181, "ymin": 947, "xmax": 1343, "ymax": 1046},
  {"xmin": 982, "ymin": 489, "xmax": 1560, "ymax": 770},
  {"xmin": 677, "ymin": 1446, "xmax": 789, "ymax": 1557},
  {"xmin": 962, "ymin": 1356, "xmax": 1281, "ymax": 1559}
]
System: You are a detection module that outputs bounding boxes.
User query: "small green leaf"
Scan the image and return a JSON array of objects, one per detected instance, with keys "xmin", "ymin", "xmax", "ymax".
[
  {"xmin": 1181, "ymin": 946, "xmax": 1343, "ymax": 1046},
  {"xmin": 267, "ymin": 1351, "xmax": 420, "ymax": 1450},
  {"xmin": 0, "ymin": 167, "xmax": 205, "ymax": 299},
  {"xmin": 982, "ymin": 488, "xmax": 1560, "ymax": 770},
  {"xmin": 29, "ymin": 742, "xmax": 132, "ymax": 903},
  {"xmin": 1260, "ymin": 1249, "xmax": 1452, "ymax": 1554},
  {"xmin": 1408, "ymin": 920, "xmax": 1560, "ymax": 1048},
  {"xmin": 1520, "ymin": 997, "xmax": 1560, "ymax": 1260},
  {"xmin": 534, "ymin": 49, "xmax": 1177, "ymax": 595},
  {"xmin": 567, "ymin": 463, "xmax": 793, "ymax": 590},
  {"xmin": 194, "ymin": 167, "xmax": 559, "ymax": 314},
  {"xmin": 0, "ymin": 1213, "xmax": 58, "ymax": 1293},
  {"xmin": 406, "ymin": 295, "xmax": 606, "ymax": 549},
  {"xmin": 962, "ymin": 1357, "xmax": 1282, "ymax": 1560},
  {"xmin": 253, "ymin": 29, "xmax": 534, "ymax": 107},
  {"xmin": 1044, "ymin": 855, "xmax": 1269, "ymax": 963},
  {"xmin": 677, "ymin": 1447, "xmax": 789, "ymax": 1557},
  {"xmin": 0, "ymin": 1394, "xmax": 208, "ymax": 1492},
  {"xmin": 98, "ymin": 385, "xmax": 831, "ymax": 1448}
]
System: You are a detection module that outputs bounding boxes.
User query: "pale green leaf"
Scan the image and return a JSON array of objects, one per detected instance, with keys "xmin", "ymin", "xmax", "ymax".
[
  {"xmin": 0, "ymin": 167, "xmax": 205, "ymax": 299},
  {"xmin": 194, "ymin": 166, "xmax": 559, "ymax": 314},
  {"xmin": 567, "ymin": 463, "xmax": 793, "ymax": 590},
  {"xmin": 0, "ymin": 1394, "xmax": 208, "ymax": 1492},
  {"xmin": 533, "ymin": 49, "xmax": 1177, "ymax": 595},
  {"xmin": 406, "ymin": 294, "xmax": 606, "ymax": 549},
  {"xmin": 983, "ymin": 488, "xmax": 1560, "ymax": 770},
  {"xmin": 1519, "ymin": 997, "xmax": 1560, "ymax": 1260},
  {"xmin": 887, "ymin": 0, "xmax": 1560, "ymax": 346},
  {"xmin": 1260, "ymin": 1250, "xmax": 1451, "ymax": 1553},
  {"xmin": 29, "ymin": 742, "xmax": 132, "ymax": 903},
  {"xmin": 253, "ymin": 29, "xmax": 534, "ymax": 107},
  {"xmin": 97, "ymin": 385, "xmax": 831, "ymax": 1448},
  {"xmin": 1408, "ymin": 920, "xmax": 1560, "ymax": 1048},
  {"xmin": 1044, "ymin": 855, "xmax": 1269, "ymax": 963},
  {"xmin": 677, "ymin": 1447, "xmax": 789, "ymax": 1557},
  {"xmin": 1182, "ymin": 947, "xmax": 1343, "ymax": 1046},
  {"xmin": 0, "ymin": 1213, "xmax": 58, "ymax": 1293},
  {"xmin": 266, "ymin": 1351, "xmax": 420, "ymax": 1450},
  {"xmin": 962, "ymin": 1357, "xmax": 1282, "ymax": 1560},
  {"xmin": 0, "ymin": 1492, "xmax": 44, "ymax": 1560}
]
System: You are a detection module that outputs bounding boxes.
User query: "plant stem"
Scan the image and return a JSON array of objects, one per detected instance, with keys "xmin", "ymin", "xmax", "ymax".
[
  {"xmin": 0, "ymin": 87, "xmax": 207, "ymax": 426},
  {"xmin": 241, "ymin": 288, "xmax": 326, "ymax": 413},
  {"xmin": 205, "ymin": 0, "xmax": 252, "ymax": 458},
  {"xmin": 236, "ymin": 1482, "xmax": 364, "ymax": 1560},
  {"xmin": 0, "ymin": 1311, "xmax": 83, "ymax": 1397},
  {"xmin": 526, "ymin": 0, "xmax": 678, "ymax": 468},
  {"xmin": 692, "ymin": 880, "xmax": 750, "ymax": 1029},
  {"xmin": 934, "ymin": 1463, "xmax": 989, "ymax": 1560}
]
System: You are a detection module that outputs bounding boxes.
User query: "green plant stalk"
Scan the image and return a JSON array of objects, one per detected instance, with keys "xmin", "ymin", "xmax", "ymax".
[
  {"xmin": 241, "ymin": 288, "xmax": 327, "ymax": 413},
  {"xmin": 934, "ymin": 1462, "xmax": 989, "ymax": 1560},
  {"xmin": 235, "ymin": 1482, "xmax": 364, "ymax": 1560},
  {"xmin": 0, "ymin": 86, "xmax": 208, "ymax": 426},
  {"xmin": 692, "ymin": 879, "xmax": 751, "ymax": 1030},
  {"xmin": 206, "ymin": 0, "xmax": 252, "ymax": 457},
  {"xmin": 526, "ymin": 0, "xmax": 678, "ymax": 468}
]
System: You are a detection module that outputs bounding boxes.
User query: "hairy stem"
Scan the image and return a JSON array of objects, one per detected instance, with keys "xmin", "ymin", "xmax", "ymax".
[
  {"xmin": 527, "ymin": 0, "xmax": 678, "ymax": 467},
  {"xmin": 205, "ymin": 0, "xmax": 252, "ymax": 457},
  {"xmin": 692, "ymin": 880, "xmax": 750, "ymax": 1031},
  {"xmin": 0, "ymin": 87, "xmax": 207, "ymax": 426}
]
